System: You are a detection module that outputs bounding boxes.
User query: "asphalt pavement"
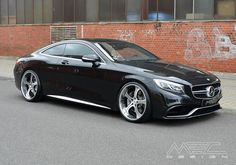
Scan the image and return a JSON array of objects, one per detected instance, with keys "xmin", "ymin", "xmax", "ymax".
[{"xmin": 0, "ymin": 77, "xmax": 236, "ymax": 165}]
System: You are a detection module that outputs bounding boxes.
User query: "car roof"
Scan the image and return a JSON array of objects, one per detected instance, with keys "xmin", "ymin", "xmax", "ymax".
[
  {"xmin": 57, "ymin": 38, "xmax": 130, "ymax": 44},
  {"xmin": 81, "ymin": 38, "xmax": 127, "ymax": 43}
]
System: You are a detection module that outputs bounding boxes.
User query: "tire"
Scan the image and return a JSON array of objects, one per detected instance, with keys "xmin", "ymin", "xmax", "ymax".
[
  {"xmin": 20, "ymin": 70, "xmax": 43, "ymax": 102},
  {"xmin": 118, "ymin": 82, "xmax": 152, "ymax": 123}
]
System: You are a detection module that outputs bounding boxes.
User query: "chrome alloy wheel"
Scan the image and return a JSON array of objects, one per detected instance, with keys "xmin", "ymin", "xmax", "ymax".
[
  {"xmin": 21, "ymin": 70, "xmax": 39, "ymax": 101},
  {"xmin": 119, "ymin": 83, "xmax": 147, "ymax": 121}
]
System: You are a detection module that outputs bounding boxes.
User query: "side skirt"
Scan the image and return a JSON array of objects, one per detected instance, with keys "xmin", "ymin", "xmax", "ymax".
[{"xmin": 47, "ymin": 95, "xmax": 111, "ymax": 110}]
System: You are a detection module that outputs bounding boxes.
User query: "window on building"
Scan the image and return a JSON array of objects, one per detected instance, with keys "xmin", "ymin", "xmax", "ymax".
[
  {"xmin": 111, "ymin": 0, "xmax": 125, "ymax": 21},
  {"xmin": 16, "ymin": 0, "xmax": 25, "ymax": 24},
  {"xmin": 86, "ymin": 0, "xmax": 98, "ymax": 21},
  {"xmin": 43, "ymin": 0, "xmax": 53, "ymax": 23},
  {"xmin": 1, "ymin": 0, "xmax": 9, "ymax": 24},
  {"xmin": 9, "ymin": 0, "xmax": 16, "ymax": 24},
  {"xmin": 64, "ymin": 0, "xmax": 74, "ymax": 22},
  {"xmin": 43, "ymin": 44, "xmax": 66, "ymax": 56},
  {"xmin": 53, "ymin": 0, "xmax": 64, "ymax": 22},
  {"xmin": 195, "ymin": 0, "xmax": 214, "ymax": 20},
  {"xmin": 99, "ymin": 0, "xmax": 111, "ymax": 21},
  {"xmin": 127, "ymin": 0, "xmax": 141, "ymax": 21},
  {"xmin": 176, "ymin": 0, "xmax": 193, "ymax": 19},
  {"xmin": 34, "ymin": 0, "xmax": 43, "ymax": 23},
  {"xmin": 25, "ymin": 0, "xmax": 34, "ymax": 23},
  {"xmin": 158, "ymin": 0, "xmax": 174, "ymax": 20},
  {"xmin": 143, "ymin": 0, "xmax": 158, "ymax": 21},
  {"xmin": 75, "ymin": 0, "xmax": 86, "ymax": 22},
  {"xmin": 64, "ymin": 44, "xmax": 95, "ymax": 59},
  {"xmin": 214, "ymin": 0, "xmax": 236, "ymax": 19}
]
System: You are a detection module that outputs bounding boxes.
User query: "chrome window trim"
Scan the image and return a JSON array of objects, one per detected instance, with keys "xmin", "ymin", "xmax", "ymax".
[
  {"xmin": 94, "ymin": 43, "xmax": 115, "ymax": 62},
  {"xmin": 39, "ymin": 41, "xmax": 107, "ymax": 64}
]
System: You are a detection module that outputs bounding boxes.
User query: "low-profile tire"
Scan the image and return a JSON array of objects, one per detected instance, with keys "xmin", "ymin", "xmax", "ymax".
[
  {"xmin": 118, "ymin": 82, "xmax": 152, "ymax": 123},
  {"xmin": 20, "ymin": 70, "xmax": 43, "ymax": 102}
]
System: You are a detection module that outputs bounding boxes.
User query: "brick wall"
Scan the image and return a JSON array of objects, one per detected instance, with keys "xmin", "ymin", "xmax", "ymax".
[{"xmin": 0, "ymin": 21, "xmax": 236, "ymax": 72}]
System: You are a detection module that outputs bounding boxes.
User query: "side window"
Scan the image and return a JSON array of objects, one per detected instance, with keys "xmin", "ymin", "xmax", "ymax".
[
  {"xmin": 43, "ymin": 44, "xmax": 65, "ymax": 56},
  {"xmin": 64, "ymin": 43, "xmax": 95, "ymax": 59}
]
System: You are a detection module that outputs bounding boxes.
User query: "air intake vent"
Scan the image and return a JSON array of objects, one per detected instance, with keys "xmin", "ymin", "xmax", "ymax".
[{"xmin": 50, "ymin": 26, "xmax": 77, "ymax": 43}]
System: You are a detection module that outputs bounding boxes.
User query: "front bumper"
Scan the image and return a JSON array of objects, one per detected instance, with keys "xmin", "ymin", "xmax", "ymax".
[
  {"xmin": 163, "ymin": 103, "xmax": 221, "ymax": 119},
  {"xmin": 149, "ymin": 83, "xmax": 222, "ymax": 119}
]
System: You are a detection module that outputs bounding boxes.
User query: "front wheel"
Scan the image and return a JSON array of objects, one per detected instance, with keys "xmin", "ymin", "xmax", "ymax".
[
  {"xmin": 118, "ymin": 82, "xmax": 152, "ymax": 123},
  {"xmin": 20, "ymin": 70, "xmax": 43, "ymax": 102}
]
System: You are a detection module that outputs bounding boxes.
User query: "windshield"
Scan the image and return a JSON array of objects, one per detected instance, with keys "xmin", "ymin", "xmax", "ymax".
[{"xmin": 96, "ymin": 41, "xmax": 160, "ymax": 62}]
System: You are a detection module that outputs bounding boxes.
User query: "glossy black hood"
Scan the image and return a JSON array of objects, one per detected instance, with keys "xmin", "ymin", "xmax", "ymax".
[{"xmin": 117, "ymin": 60, "xmax": 218, "ymax": 85}]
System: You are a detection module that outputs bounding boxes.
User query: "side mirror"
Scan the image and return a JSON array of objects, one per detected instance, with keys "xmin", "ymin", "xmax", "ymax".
[
  {"xmin": 82, "ymin": 54, "xmax": 99, "ymax": 63},
  {"xmin": 82, "ymin": 54, "xmax": 100, "ymax": 67}
]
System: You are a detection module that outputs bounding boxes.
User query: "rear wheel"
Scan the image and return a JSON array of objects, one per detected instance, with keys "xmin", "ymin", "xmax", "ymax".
[
  {"xmin": 118, "ymin": 82, "xmax": 152, "ymax": 123},
  {"xmin": 20, "ymin": 70, "xmax": 43, "ymax": 102}
]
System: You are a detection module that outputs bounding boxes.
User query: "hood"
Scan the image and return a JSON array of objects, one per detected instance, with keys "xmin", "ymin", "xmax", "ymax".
[{"xmin": 117, "ymin": 60, "xmax": 218, "ymax": 85}]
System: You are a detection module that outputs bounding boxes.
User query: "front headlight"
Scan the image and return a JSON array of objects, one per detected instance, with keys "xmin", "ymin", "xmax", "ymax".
[{"xmin": 154, "ymin": 79, "xmax": 185, "ymax": 94}]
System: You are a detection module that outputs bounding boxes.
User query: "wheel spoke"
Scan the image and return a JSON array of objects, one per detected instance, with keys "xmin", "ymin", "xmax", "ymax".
[
  {"xmin": 137, "ymin": 99, "xmax": 146, "ymax": 105},
  {"xmin": 134, "ymin": 86, "xmax": 140, "ymax": 99},
  {"xmin": 31, "ymin": 89, "xmax": 36, "ymax": 95},
  {"xmin": 124, "ymin": 91, "xmax": 133, "ymax": 101},
  {"xmin": 26, "ymin": 89, "xmax": 31, "ymax": 99},
  {"xmin": 123, "ymin": 102, "xmax": 133, "ymax": 114},
  {"xmin": 134, "ymin": 106, "xmax": 142, "ymax": 119},
  {"xmin": 30, "ymin": 74, "xmax": 33, "ymax": 83},
  {"xmin": 32, "ymin": 81, "xmax": 38, "ymax": 87}
]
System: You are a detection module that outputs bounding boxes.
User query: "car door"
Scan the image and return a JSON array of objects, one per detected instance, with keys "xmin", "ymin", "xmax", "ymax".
[
  {"xmin": 57, "ymin": 43, "xmax": 109, "ymax": 104},
  {"xmin": 39, "ymin": 44, "xmax": 67, "ymax": 95}
]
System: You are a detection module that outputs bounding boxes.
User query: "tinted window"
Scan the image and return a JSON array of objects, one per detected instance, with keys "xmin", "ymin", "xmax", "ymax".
[
  {"xmin": 86, "ymin": 0, "xmax": 98, "ymax": 21},
  {"xmin": 99, "ymin": 0, "xmax": 111, "ymax": 21},
  {"xmin": 127, "ymin": 0, "xmax": 141, "ymax": 21},
  {"xmin": 16, "ymin": 0, "xmax": 25, "ymax": 23},
  {"xmin": 214, "ymin": 0, "xmax": 236, "ymax": 19},
  {"xmin": 64, "ymin": 44, "xmax": 95, "ymax": 59},
  {"xmin": 1, "ymin": 0, "xmax": 8, "ymax": 24},
  {"xmin": 53, "ymin": 0, "xmax": 64, "ymax": 22},
  {"xmin": 158, "ymin": 0, "xmax": 174, "ymax": 20},
  {"xmin": 98, "ymin": 41, "xmax": 159, "ymax": 61},
  {"xmin": 34, "ymin": 0, "xmax": 43, "ymax": 23},
  {"xmin": 143, "ymin": 0, "xmax": 158, "ymax": 21},
  {"xmin": 176, "ymin": 0, "xmax": 193, "ymax": 20},
  {"xmin": 43, "ymin": 0, "xmax": 53, "ymax": 23},
  {"xmin": 64, "ymin": 0, "xmax": 74, "ymax": 22},
  {"xmin": 25, "ymin": 0, "xmax": 33, "ymax": 23},
  {"xmin": 43, "ymin": 44, "xmax": 65, "ymax": 56},
  {"xmin": 195, "ymin": 0, "xmax": 214, "ymax": 20},
  {"xmin": 111, "ymin": 0, "xmax": 125, "ymax": 21},
  {"xmin": 9, "ymin": 0, "xmax": 16, "ymax": 24}
]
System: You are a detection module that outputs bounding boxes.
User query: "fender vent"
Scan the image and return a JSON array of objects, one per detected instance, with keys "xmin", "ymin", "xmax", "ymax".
[{"xmin": 50, "ymin": 26, "xmax": 77, "ymax": 43}]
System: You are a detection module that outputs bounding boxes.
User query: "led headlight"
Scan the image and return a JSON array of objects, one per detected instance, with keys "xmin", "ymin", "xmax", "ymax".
[{"xmin": 154, "ymin": 79, "xmax": 185, "ymax": 94}]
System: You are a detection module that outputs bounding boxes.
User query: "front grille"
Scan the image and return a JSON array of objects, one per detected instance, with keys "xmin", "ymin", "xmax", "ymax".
[{"xmin": 192, "ymin": 82, "xmax": 221, "ymax": 99}]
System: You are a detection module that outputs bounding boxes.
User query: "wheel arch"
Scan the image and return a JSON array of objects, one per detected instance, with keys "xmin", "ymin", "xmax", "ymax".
[{"xmin": 115, "ymin": 75, "xmax": 153, "ymax": 110}]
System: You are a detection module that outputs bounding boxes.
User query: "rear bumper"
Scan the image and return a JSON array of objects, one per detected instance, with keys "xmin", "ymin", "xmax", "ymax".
[{"xmin": 163, "ymin": 103, "xmax": 221, "ymax": 119}]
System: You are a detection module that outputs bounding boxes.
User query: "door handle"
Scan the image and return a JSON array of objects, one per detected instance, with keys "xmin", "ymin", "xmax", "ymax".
[{"xmin": 61, "ymin": 60, "xmax": 69, "ymax": 65}]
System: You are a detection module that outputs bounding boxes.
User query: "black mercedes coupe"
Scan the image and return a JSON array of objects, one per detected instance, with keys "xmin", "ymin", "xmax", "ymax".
[{"xmin": 14, "ymin": 39, "xmax": 222, "ymax": 122}]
